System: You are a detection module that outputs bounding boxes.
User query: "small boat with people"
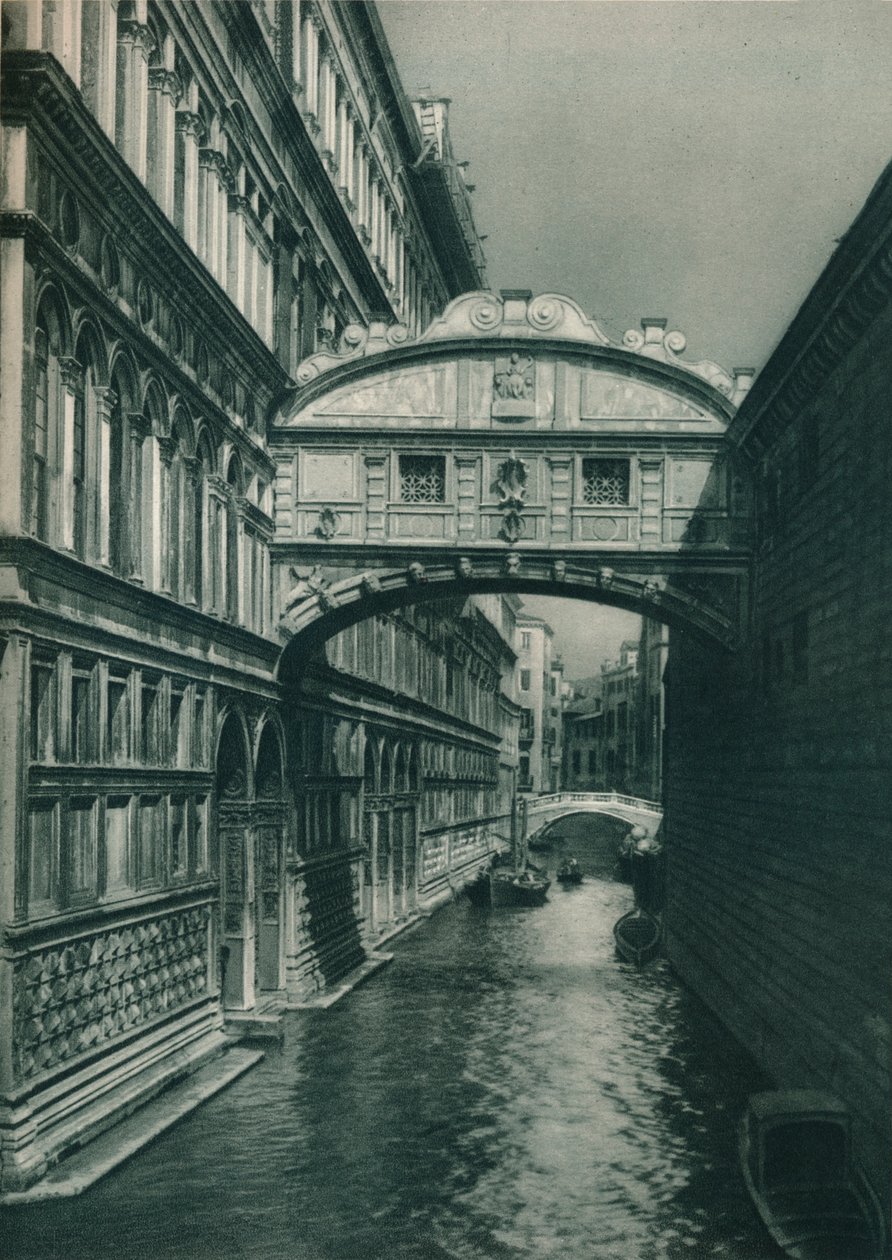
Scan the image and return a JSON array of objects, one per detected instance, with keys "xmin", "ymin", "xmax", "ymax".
[
  {"xmin": 556, "ymin": 856, "xmax": 583, "ymax": 885},
  {"xmin": 612, "ymin": 907, "xmax": 661, "ymax": 966},
  {"xmin": 738, "ymin": 1089, "xmax": 885, "ymax": 1260},
  {"xmin": 465, "ymin": 858, "xmax": 550, "ymax": 908}
]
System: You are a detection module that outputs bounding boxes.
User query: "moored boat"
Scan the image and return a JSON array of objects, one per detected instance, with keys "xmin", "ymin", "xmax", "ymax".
[
  {"xmin": 612, "ymin": 907, "xmax": 661, "ymax": 965},
  {"xmin": 466, "ymin": 867, "xmax": 550, "ymax": 907},
  {"xmin": 491, "ymin": 869, "xmax": 550, "ymax": 906},
  {"xmin": 738, "ymin": 1090, "xmax": 885, "ymax": 1260}
]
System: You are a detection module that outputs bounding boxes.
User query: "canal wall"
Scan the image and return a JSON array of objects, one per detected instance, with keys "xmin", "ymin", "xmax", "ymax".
[{"xmin": 664, "ymin": 162, "xmax": 892, "ymax": 1215}]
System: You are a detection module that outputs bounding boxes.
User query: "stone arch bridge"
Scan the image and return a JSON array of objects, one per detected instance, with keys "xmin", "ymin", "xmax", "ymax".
[
  {"xmin": 269, "ymin": 290, "xmax": 755, "ymax": 670},
  {"xmin": 523, "ymin": 792, "xmax": 663, "ymax": 847}
]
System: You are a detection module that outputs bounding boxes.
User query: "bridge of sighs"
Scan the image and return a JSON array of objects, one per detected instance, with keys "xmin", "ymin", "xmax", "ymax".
[{"xmin": 269, "ymin": 291, "xmax": 755, "ymax": 661}]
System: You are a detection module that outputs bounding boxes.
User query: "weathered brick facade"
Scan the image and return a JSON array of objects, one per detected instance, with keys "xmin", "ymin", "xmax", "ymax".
[{"xmin": 665, "ymin": 161, "xmax": 892, "ymax": 1213}]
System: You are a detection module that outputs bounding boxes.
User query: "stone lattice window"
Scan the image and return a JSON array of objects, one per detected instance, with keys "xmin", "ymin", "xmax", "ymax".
[
  {"xmin": 582, "ymin": 458, "xmax": 630, "ymax": 505},
  {"xmin": 399, "ymin": 455, "xmax": 445, "ymax": 503}
]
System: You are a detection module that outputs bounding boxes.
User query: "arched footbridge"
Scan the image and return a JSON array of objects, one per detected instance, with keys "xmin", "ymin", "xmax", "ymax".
[{"xmin": 524, "ymin": 792, "xmax": 663, "ymax": 845}]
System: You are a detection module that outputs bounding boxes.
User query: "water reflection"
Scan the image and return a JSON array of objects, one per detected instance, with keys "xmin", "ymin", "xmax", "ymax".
[{"xmin": 1, "ymin": 815, "xmax": 777, "ymax": 1260}]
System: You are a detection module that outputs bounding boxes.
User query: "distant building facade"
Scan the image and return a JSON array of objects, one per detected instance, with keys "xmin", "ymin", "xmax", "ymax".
[
  {"xmin": 0, "ymin": 0, "xmax": 489, "ymax": 1191},
  {"xmin": 515, "ymin": 612, "xmax": 564, "ymax": 794},
  {"xmin": 563, "ymin": 623, "xmax": 666, "ymax": 801},
  {"xmin": 630, "ymin": 619, "xmax": 668, "ymax": 802},
  {"xmin": 562, "ymin": 677, "xmax": 604, "ymax": 791}
]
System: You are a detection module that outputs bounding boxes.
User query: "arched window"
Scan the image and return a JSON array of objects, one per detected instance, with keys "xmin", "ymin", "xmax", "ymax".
[
  {"xmin": 167, "ymin": 410, "xmax": 193, "ymax": 601},
  {"xmin": 194, "ymin": 431, "xmax": 214, "ymax": 610},
  {"xmin": 31, "ymin": 315, "xmax": 54, "ymax": 541},
  {"xmin": 73, "ymin": 325, "xmax": 107, "ymax": 564},
  {"xmin": 380, "ymin": 744, "xmax": 392, "ymax": 796},
  {"xmin": 394, "ymin": 745, "xmax": 407, "ymax": 794},
  {"xmin": 107, "ymin": 362, "xmax": 137, "ymax": 577},
  {"xmin": 363, "ymin": 740, "xmax": 377, "ymax": 794},
  {"xmin": 224, "ymin": 454, "xmax": 243, "ymax": 622}
]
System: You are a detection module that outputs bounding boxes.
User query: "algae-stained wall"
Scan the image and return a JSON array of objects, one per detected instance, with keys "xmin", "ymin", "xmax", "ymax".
[{"xmin": 664, "ymin": 257, "xmax": 892, "ymax": 1205}]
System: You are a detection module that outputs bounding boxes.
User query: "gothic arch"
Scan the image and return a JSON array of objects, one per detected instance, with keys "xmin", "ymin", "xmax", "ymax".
[
  {"xmin": 34, "ymin": 281, "xmax": 73, "ymax": 356},
  {"xmin": 362, "ymin": 735, "xmax": 378, "ymax": 792},
  {"xmin": 254, "ymin": 714, "xmax": 286, "ymax": 800},
  {"xmin": 142, "ymin": 377, "xmax": 168, "ymax": 434},
  {"xmin": 107, "ymin": 343, "xmax": 139, "ymax": 411},
  {"xmin": 379, "ymin": 742, "xmax": 393, "ymax": 796},
  {"xmin": 215, "ymin": 706, "xmax": 253, "ymax": 800},
  {"xmin": 72, "ymin": 314, "xmax": 109, "ymax": 384}
]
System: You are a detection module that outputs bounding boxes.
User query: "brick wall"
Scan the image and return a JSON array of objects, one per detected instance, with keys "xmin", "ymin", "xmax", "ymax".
[{"xmin": 664, "ymin": 228, "xmax": 892, "ymax": 1211}]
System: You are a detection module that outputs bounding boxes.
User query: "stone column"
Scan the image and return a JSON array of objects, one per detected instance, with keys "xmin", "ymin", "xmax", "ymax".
[
  {"xmin": 141, "ymin": 429, "xmax": 162, "ymax": 588},
  {"xmin": 216, "ymin": 157, "xmax": 231, "ymax": 290},
  {"xmin": 92, "ymin": 385, "xmax": 116, "ymax": 567},
  {"xmin": 0, "ymin": 635, "xmax": 27, "ymax": 1101},
  {"xmin": 234, "ymin": 497, "xmax": 251, "ymax": 626},
  {"xmin": 147, "ymin": 67, "xmax": 180, "ymax": 218},
  {"xmin": 300, "ymin": 12, "xmax": 320, "ymax": 129},
  {"xmin": 115, "ymin": 17, "xmax": 154, "ymax": 182},
  {"xmin": 198, "ymin": 149, "xmax": 219, "ymax": 276},
  {"xmin": 80, "ymin": 0, "xmax": 117, "ymax": 138},
  {"xmin": 43, "ymin": 0, "xmax": 82, "ymax": 84},
  {"xmin": 206, "ymin": 474, "xmax": 228, "ymax": 615},
  {"xmin": 183, "ymin": 455, "xmax": 201, "ymax": 606},
  {"xmin": 337, "ymin": 98, "xmax": 352, "ymax": 203},
  {"xmin": 128, "ymin": 413, "xmax": 150, "ymax": 582},
  {"xmin": 290, "ymin": 0, "xmax": 303, "ymax": 97},
  {"xmin": 158, "ymin": 435, "xmax": 175, "ymax": 594},
  {"xmin": 0, "ymin": 230, "xmax": 26, "ymax": 538},
  {"xmin": 227, "ymin": 193, "xmax": 249, "ymax": 314},
  {"xmin": 174, "ymin": 111, "xmax": 202, "ymax": 248},
  {"xmin": 58, "ymin": 357, "xmax": 81, "ymax": 553},
  {"xmin": 319, "ymin": 56, "xmax": 336, "ymax": 167}
]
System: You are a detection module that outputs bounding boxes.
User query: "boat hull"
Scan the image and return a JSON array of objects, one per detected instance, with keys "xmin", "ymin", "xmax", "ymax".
[
  {"xmin": 612, "ymin": 908, "xmax": 661, "ymax": 965},
  {"xmin": 738, "ymin": 1093, "xmax": 886, "ymax": 1260},
  {"xmin": 465, "ymin": 871, "xmax": 550, "ymax": 907}
]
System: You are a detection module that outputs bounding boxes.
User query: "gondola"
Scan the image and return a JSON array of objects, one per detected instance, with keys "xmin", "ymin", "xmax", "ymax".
[
  {"xmin": 612, "ymin": 907, "xmax": 661, "ymax": 965},
  {"xmin": 739, "ymin": 1090, "xmax": 885, "ymax": 1260}
]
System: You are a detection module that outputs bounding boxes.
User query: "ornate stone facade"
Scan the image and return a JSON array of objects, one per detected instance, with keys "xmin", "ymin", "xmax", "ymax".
[{"xmin": 0, "ymin": 0, "xmax": 486, "ymax": 1192}]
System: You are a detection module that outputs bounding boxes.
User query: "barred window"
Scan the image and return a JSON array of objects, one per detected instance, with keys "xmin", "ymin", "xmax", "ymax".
[
  {"xmin": 399, "ymin": 455, "xmax": 445, "ymax": 503},
  {"xmin": 582, "ymin": 458, "xmax": 630, "ymax": 505}
]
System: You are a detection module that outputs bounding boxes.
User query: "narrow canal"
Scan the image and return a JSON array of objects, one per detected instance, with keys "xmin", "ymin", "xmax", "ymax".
[{"xmin": 2, "ymin": 816, "xmax": 779, "ymax": 1260}]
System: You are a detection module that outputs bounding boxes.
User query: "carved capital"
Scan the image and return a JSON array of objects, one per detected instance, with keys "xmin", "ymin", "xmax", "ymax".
[
  {"xmin": 148, "ymin": 67, "xmax": 182, "ymax": 105},
  {"xmin": 157, "ymin": 435, "xmax": 176, "ymax": 466},
  {"xmin": 127, "ymin": 411, "xmax": 152, "ymax": 441},
  {"xmin": 58, "ymin": 356, "xmax": 82, "ymax": 390},
  {"xmin": 175, "ymin": 110, "xmax": 205, "ymax": 141},
  {"xmin": 199, "ymin": 149, "xmax": 229, "ymax": 184},
  {"xmin": 92, "ymin": 386, "xmax": 117, "ymax": 414},
  {"xmin": 118, "ymin": 20, "xmax": 156, "ymax": 58}
]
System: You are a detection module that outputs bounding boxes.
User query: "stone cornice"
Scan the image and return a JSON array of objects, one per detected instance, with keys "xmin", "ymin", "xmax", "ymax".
[
  {"xmin": 0, "ymin": 534, "xmax": 282, "ymax": 671},
  {"xmin": 727, "ymin": 158, "xmax": 892, "ymax": 462},
  {"xmin": 0, "ymin": 54, "xmax": 285, "ymax": 398}
]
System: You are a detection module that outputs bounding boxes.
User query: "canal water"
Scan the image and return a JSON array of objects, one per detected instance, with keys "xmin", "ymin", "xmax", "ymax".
[{"xmin": 2, "ymin": 815, "xmax": 780, "ymax": 1260}]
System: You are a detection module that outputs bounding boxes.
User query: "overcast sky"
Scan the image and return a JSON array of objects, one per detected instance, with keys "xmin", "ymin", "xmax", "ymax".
[{"xmin": 378, "ymin": 0, "xmax": 892, "ymax": 676}]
